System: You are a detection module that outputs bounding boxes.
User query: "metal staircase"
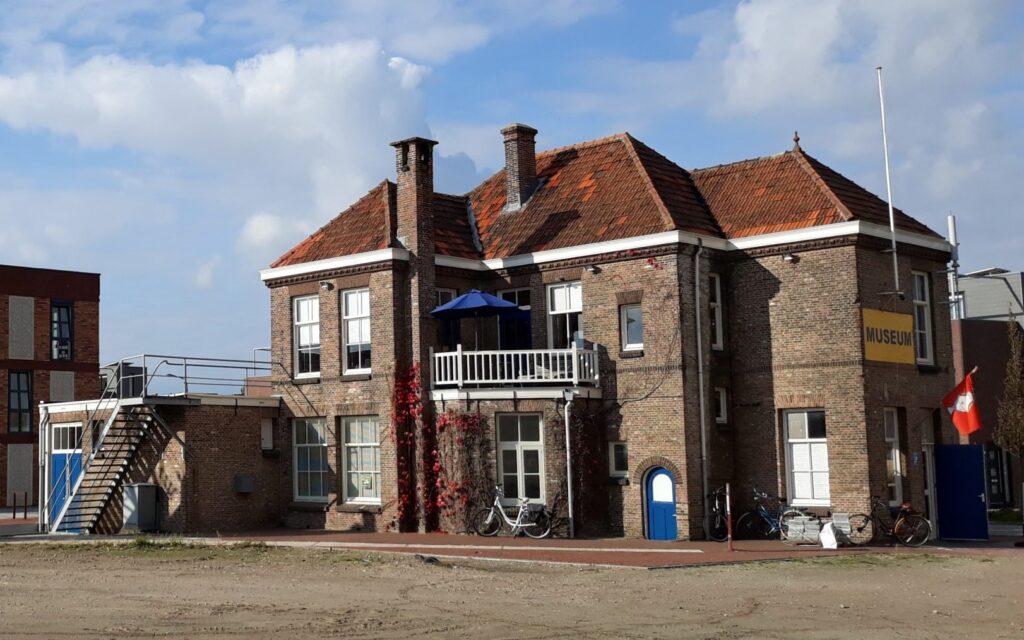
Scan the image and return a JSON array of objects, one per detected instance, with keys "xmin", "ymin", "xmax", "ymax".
[{"xmin": 52, "ymin": 406, "xmax": 156, "ymax": 533}]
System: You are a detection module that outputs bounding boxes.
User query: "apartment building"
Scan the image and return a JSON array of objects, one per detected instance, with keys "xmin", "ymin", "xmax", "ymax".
[
  {"xmin": 259, "ymin": 125, "xmax": 958, "ymax": 540},
  {"xmin": 1, "ymin": 265, "xmax": 100, "ymax": 507}
]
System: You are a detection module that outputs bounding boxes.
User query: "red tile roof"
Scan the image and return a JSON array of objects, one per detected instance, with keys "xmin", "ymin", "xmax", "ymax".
[
  {"xmin": 271, "ymin": 134, "xmax": 942, "ymax": 268},
  {"xmin": 691, "ymin": 147, "xmax": 939, "ymax": 239}
]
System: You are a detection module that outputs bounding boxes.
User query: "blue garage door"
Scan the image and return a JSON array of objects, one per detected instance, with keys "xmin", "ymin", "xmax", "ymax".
[{"xmin": 934, "ymin": 444, "xmax": 988, "ymax": 541}]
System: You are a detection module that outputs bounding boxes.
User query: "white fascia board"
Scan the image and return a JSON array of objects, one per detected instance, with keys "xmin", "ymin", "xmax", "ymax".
[
  {"xmin": 430, "ymin": 387, "xmax": 603, "ymax": 402},
  {"xmin": 435, "ymin": 222, "xmax": 949, "ymax": 271},
  {"xmin": 434, "ymin": 231, "xmax": 727, "ymax": 272},
  {"xmin": 259, "ymin": 248, "xmax": 409, "ymax": 282},
  {"xmin": 43, "ymin": 399, "xmax": 117, "ymax": 414}
]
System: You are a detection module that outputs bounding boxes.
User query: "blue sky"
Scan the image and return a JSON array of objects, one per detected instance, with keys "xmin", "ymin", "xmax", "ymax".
[{"xmin": 1, "ymin": 0, "xmax": 1022, "ymax": 362}]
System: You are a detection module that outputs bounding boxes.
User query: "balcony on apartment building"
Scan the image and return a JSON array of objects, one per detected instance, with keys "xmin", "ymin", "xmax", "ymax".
[{"xmin": 427, "ymin": 288, "xmax": 602, "ymax": 401}]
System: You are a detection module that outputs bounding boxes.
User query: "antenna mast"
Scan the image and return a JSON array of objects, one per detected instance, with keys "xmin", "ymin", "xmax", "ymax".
[{"xmin": 876, "ymin": 66, "xmax": 902, "ymax": 298}]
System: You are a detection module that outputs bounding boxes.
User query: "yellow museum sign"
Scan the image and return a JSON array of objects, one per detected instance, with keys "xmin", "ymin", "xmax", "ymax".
[{"xmin": 862, "ymin": 309, "xmax": 916, "ymax": 364}]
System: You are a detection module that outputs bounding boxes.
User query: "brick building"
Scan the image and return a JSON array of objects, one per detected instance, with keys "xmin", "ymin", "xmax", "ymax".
[
  {"xmin": 257, "ymin": 126, "xmax": 958, "ymax": 540},
  {"xmin": 1, "ymin": 265, "xmax": 100, "ymax": 508}
]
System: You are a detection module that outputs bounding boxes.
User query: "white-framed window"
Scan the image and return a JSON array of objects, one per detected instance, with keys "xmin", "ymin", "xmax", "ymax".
[
  {"xmin": 714, "ymin": 387, "xmax": 728, "ymax": 424},
  {"xmin": 436, "ymin": 288, "xmax": 458, "ymax": 349},
  {"xmin": 497, "ymin": 414, "xmax": 544, "ymax": 505},
  {"xmin": 547, "ymin": 281, "xmax": 583, "ymax": 349},
  {"xmin": 342, "ymin": 416, "xmax": 381, "ymax": 504},
  {"xmin": 52, "ymin": 422, "xmax": 83, "ymax": 452},
  {"xmin": 912, "ymin": 272, "xmax": 933, "ymax": 364},
  {"xmin": 498, "ymin": 288, "xmax": 532, "ymax": 351},
  {"xmin": 342, "ymin": 288, "xmax": 371, "ymax": 374},
  {"xmin": 620, "ymin": 303, "xmax": 643, "ymax": 351},
  {"xmin": 784, "ymin": 409, "xmax": 830, "ymax": 506},
  {"xmin": 609, "ymin": 441, "xmax": 628, "ymax": 478},
  {"xmin": 293, "ymin": 296, "xmax": 321, "ymax": 378},
  {"xmin": 709, "ymin": 273, "xmax": 724, "ymax": 350},
  {"xmin": 292, "ymin": 418, "xmax": 329, "ymax": 502},
  {"xmin": 884, "ymin": 407, "xmax": 903, "ymax": 506}
]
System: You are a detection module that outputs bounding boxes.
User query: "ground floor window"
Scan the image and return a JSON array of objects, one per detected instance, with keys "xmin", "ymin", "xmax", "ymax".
[
  {"xmin": 293, "ymin": 418, "xmax": 329, "ymax": 502},
  {"xmin": 497, "ymin": 414, "xmax": 544, "ymax": 504},
  {"xmin": 52, "ymin": 423, "xmax": 83, "ymax": 452},
  {"xmin": 609, "ymin": 442, "xmax": 628, "ymax": 478},
  {"xmin": 784, "ymin": 409, "xmax": 830, "ymax": 506},
  {"xmin": 342, "ymin": 416, "xmax": 381, "ymax": 503},
  {"xmin": 883, "ymin": 407, "xmax": 903, "ymax": 506}
]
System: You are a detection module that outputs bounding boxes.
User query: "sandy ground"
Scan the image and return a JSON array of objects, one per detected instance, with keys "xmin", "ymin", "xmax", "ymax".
[{"xmin": 0, "ymin": 541, "xmax": 1022, "ymax": 639}]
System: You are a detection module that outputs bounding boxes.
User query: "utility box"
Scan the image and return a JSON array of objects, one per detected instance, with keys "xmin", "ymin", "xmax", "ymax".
[{"xmin": 123, "ymin": 483, "xmax": 158, "ymax": 532}]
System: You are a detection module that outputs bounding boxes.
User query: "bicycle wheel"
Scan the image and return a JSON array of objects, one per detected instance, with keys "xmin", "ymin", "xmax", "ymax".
[
  {"xmin": 893, "ymin": 514, "xmax": 931, "ymax": 547},
  {"xmin": 778, "ymin": 509, "xmax": 803, "ymax": 542},
  {"xmin": 845, "ymin": 513, "xmax": 875, "ymax": 546},
  {"xmin": 522, "ymin": 512, "xmax": 552, "ymax": 539},
  {"xmin": 735, "ymin": 512, "xmax": 769, "ymax": 539},
  {"xmin": 707, "ymin": 512, "xmax": 729, "ymax": 542},
  {"xmin": 471, "ymin": 507, "xmax": 502, "ymax": 536}
]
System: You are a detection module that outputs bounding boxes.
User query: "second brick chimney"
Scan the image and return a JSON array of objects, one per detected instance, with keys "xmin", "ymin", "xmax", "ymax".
[{"xmin": 501, "ymin": 123, "xmax": 538, "ymax": 211}]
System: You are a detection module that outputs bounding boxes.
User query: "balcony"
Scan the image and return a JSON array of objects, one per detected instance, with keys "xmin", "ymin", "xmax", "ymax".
[{"xmin": 430, "ymin": 345, "xmax": 600, "ymax": 397}]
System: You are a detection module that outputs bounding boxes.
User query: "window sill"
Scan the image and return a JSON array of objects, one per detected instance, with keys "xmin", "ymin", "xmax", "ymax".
[
  {"xmin": 619, "ymin": 349, "xmax": 644, "ymax": 359},
  {"xmin": 335, "ymin": 502, "xmax": 382, "ymax": 514},
  {"xmin": 609, "ymin": 476, "xmax": 630, "ymax": 486},
  {"xmin": 289, "ymin": 500, "xmax": 330, "ymax": 512},
  {"xmin": 260, "ymin": 449, "xmax": 282, "ymax": 459},
  {"xmin": 292, "ymin": 376, "xmax": 321, "ymax": 385},
  {"xmin": 340, "ymin": 373, "xmax": 372, "ymax": 382},
  {"xmin": 916, "ymin": 363, "xmax": 941, "ymax": 374}
]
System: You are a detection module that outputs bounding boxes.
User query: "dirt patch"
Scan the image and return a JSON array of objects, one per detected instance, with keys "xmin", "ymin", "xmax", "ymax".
[{"xmin": 0, "ymin": 541, "xmax": 1021, "ymax": 638}]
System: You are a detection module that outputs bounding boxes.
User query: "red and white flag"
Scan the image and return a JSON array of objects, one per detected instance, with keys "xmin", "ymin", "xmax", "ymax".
[{"xmin": 942, "ymin": 370, "xmax": 982, "ymax": 436}]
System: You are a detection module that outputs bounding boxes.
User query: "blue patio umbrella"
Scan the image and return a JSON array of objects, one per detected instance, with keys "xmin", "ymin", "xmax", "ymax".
[{"xmin": 430, "ymin": 289, "xmax": 520, "ymax": 349}]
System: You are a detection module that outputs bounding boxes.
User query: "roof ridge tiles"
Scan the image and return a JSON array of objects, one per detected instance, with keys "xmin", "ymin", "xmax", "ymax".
[{"xmin": 690, "ymin": 151, "xmax": 790, "ymax": 175}]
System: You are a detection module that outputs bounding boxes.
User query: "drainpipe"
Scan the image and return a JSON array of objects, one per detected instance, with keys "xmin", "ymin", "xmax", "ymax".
[
  {"xmin": 693, "ymin": 239, "xmax": 710, "ymax": 536},
  {"xmin": 562, "ymin": 388, "xmax": 577, "ymax": 538}
]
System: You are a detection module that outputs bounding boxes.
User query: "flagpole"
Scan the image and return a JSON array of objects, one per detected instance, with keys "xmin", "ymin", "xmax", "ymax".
[{"xmin": 876, "ymin": 66, "xmax": 903, "ymax": 298}]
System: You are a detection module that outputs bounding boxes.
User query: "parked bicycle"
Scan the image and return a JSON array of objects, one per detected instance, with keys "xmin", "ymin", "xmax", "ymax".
[
  {"xmin": 471, "ymin": 485, "xmax": 553, "ymax": 539},
  {"xmin": 707, "ymin": 486, "xmax": 729, "ymax": 542},
  {"xmin": 845, "ymin": 496, "xmax": 931, "ymax": 547},
  {"xmin": 735, "ymin": 487, "xmax": 816, "ymax": 540}
]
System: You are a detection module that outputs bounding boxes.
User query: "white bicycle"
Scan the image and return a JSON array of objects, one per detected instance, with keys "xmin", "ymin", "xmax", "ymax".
[{"xmin": 471, "ymin": 485, "xmax": 553, "ymax": 539}]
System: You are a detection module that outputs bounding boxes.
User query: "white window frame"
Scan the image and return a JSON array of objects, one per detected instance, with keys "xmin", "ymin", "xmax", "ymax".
[
  {"xmin": 292, "ymin": 418, "xmax": 329, "ymax": 502},
  {"xmin": 341, "ymin": 416, "xmax": 381, "ymax": 505},
  {"xmin": 293, "ymin": 295, "xmax": 320, "ymax": 379},
  {"xmin": 714, "ymin": 387, "xmax": 728, "ymax": 424},
  {"xmin": 546, "ymin": 281, "xmax": 583, "ymax": 349},
  {"xmin": 52, "ymin": 422, "xmax": 83, "ymax": 453},
  {"xmin": 496, "ymin": 414, "xmax": 545, "ymax": 506},
  {"xmin": 342, "ymin": 288, "xmax": 371, "ymax": 375},
  {"xmin": 619, "ymin": 303, "xmax": 644, "ymax": 351},
  {"xmin": 609, "ymin": 441, "xmax": 628, "ymax": 478},
  {"xmin": 709, "ymin": 273, "xmax": 724, "ymax": 350},
  {"xmin": 884, "ymin": 407, "xmax": 903, "ymax": 506},
  {"xmin": 783, "ymin": 409, "xmax": 830, "ymax": 507},
  {"xmin": 912, "ymin": 271, "xmax": 934, "ymax": 365}
]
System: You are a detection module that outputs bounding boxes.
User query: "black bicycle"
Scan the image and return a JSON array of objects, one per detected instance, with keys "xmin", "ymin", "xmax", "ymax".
[
  {"xmin": 735, "ymin": 487, "xmax": 815, "ymax": 540},
  {"xmin": 707, "ymin": 486, "xmax": 729, "ymax": 541},
  {"xmin": 845, "ymin": 496, "xmax": 931, "ymax": 547}
]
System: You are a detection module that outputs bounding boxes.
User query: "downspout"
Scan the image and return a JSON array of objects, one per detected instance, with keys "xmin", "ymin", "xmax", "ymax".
[
  {"xmin": 693, "ymin": 239, "xmax": 710, "ymax": 536},
  {"xmin": 563, "ymin": 390, "xmax": 576, "ymax": 538}
]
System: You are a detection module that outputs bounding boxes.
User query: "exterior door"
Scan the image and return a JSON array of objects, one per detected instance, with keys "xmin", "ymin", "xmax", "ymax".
[
  {"xmin": 934, "ymin": 444, "xmax": 988, "ymax": 540},
  {"xmin": 645, "ymin": 468, "xmax": 677, "ymax": 540},
  {"xmin": 49, "ymin": 423, "xmax": 84, "ymax": 527}
]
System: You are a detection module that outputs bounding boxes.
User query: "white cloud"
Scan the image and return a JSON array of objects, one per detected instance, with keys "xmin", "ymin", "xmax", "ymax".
[
  {"xmin": 194, "ymin": 255, "xmax": 222, "ymax": 289},
  {"xmin": 237, "ymin": 212, "xmax": 315, "ymax": 261}
]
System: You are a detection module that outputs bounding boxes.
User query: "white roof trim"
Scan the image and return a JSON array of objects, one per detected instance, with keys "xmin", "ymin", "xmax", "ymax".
[
  {"xmin": 259, "ymin": 248, "xmax": 409, "ymax": 282},
  {"xmin": 434, "ymin": 222, "xmax": 949, "ymax": 271},
  {"xmin": 430, "ymin": 387, "xmax": 603, "ymax": 402}
]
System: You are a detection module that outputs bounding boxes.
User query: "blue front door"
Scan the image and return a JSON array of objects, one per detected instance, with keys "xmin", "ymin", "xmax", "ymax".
[
  {"xmin": 646, "ymin": 468, "xmax": 677, "ymax": 540},
  {"xmin": 50, "ymin": 451, "xmax": 82, "ymax": 527},
  {"xmin": 934, "ymin": 444, "xmax": 988, "ymax": 540}
]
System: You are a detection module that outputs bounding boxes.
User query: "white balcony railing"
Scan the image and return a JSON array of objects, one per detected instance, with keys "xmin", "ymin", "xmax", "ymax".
[{"xmin": 431, "ymin": 344, "xmax": 600, "ymax": 388}]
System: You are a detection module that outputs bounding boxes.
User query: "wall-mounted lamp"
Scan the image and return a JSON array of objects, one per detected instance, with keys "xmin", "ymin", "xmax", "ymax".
[
  {"xmin": 584, "ymin": 264, "xmax": 601, "ymax": 274},
  {"xmin": 319, "ymin": 280, "xmax": 334, "ymax": 291},
  {"xmin": 783, "ymin": 253, "xmax": 800, "ymax": 264}
]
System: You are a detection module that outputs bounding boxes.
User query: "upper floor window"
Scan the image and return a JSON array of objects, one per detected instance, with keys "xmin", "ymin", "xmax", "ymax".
[
  {"xmin": 343, "ymin": 288, "xmax": 371, "ymax": 374},
  {"xmin": 436, "ymin": 288, "xmax": 458, "ymax": 350},
  {"xmin": 609, "ymin": 441, "xmax": 629, "ymax": 478},
  {"xmin": 499, "ymin": 289, "xmax": 532, "ymax": 350},
  {"xmin": 912, "ymin": 272, "xmax": 933, "ymax": 365},
  {"xmin": 709, "ymin": 273, "xmax": 724, "ymax": 350},
  {"xmin": 293, "ymin": 296, "xmax": 320, "ymax": 378},
  {"xmin": 8, "ymin": 371, "xmax": 32, "ymax": 433},
  {"xmin": 547, "ymin": 281, "xmax": 583, "ymax": 349},
  {"xmin": 51, "ymin": 302, "xmax": 73, "ymax": 361},
  {"xmin": 620, "ymin": 303, "xmax": 643, "ymax": 351},
  {"xmin": 714, "ymin": 387, "xmax": 728, "ymax": 424}
]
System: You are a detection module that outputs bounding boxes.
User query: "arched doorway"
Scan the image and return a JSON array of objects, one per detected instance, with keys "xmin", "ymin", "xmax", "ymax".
[{"xmin": 644, "ymin": 467, "xmax": 677, "ymax": 540}]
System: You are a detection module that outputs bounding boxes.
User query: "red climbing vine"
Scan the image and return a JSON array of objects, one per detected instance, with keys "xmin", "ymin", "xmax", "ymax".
[
  {"xmin": 388, "ymin": 362, "xmax": 422, "ymax": 532},
  {"xmin": 431, "ymin": 408, "xmax": 489, "ymax": 532}
]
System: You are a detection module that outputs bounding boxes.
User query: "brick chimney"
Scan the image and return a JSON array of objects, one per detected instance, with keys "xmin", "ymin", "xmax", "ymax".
[
  {"xmin": 501, "ymin": 123, "xmax": 538, "ymax": 211},
  {"xmin": 391, "ymin": 136, "xmax": 438, "ymax": 253}
]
